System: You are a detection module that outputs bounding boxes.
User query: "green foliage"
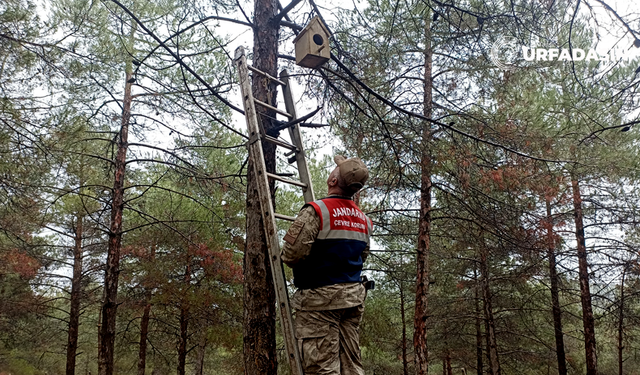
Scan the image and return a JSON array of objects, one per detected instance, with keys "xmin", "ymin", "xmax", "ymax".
[
  {"xmin": 3, "ymin": 0, "xmax": 640, "ymax": 374},
  {"xmin": 321, "ymin": 0, "xmax": 640, "ymax": 374}
]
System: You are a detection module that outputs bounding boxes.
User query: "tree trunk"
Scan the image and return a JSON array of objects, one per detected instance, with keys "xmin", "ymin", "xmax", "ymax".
[
  {"xmin": 618, "ymin": 267, "xmax": 626, "ymax": 375},
  {"xmin": 442, "ymin": 321, "xmax": 452, "ymax": 375},
  {"xmin": 444, "ymin": 350, "xmax": 452, "ymax": 375},
  {"xmin": 177, "ymin": 305, "xmax": 188, "ymax": 375},
  {"xmin": 177, "ymin": 263, "xmax": 191, "ymax": 375},
  {"xmin": 480, "ymin": 247, "xmax": 501, "ymax": 375},
  {"xmin": 137, "ymin": 246, "xmax": 155, "ymax": 375},
  {"xmin": 571, "ymin": 176, "xmax": 597, "ymax": 375},
  {"xmin": 243, "ymin": 0, "xmax": 279, "ymax": 374},
  {"xmin": 98, "ymin": 44, "xmax": 135, "ymax": 375},
  {"xmin": 66, "ymin": 214, "xmax": 84, "ymax": 375},
  {"xmin": 400, "ymin": 278, "xmax": 409, "ymax": 375},
  {"xmin": 414, "ymin": 7, "xmax": 433, "ymax": 375},
  {"xmin": 137, "ymin": 299, "xmax": 151, "ymax": 375},
  {"xmin": 474, "ymin": 267, "xmax": 483, "ymax": 375},
  {"xmin": 98, "ymin": 297, "xmax": 103, "ymax": 371},
  {"xmin": 194, "ymin": 335, "xmax": 207, "ymax": 375},
  {"xmin": 546, "ymin": 199, "xmax": 567, "ymax": 375}
]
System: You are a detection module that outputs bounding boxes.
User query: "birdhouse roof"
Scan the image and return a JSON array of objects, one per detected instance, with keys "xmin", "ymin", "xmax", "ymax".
[{"xmin": 293, "ymin": 16, "xmax": 331, "ymax": 44}]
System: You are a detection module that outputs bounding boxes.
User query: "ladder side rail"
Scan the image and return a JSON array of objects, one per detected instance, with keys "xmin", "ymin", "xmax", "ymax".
[
  {"xmin": 280, "ymin": 69, "xmax": 316, "ymax": 203},
  {"xmin": 234, "ymin": 48, "xmax": 304, "ymax": 375}
]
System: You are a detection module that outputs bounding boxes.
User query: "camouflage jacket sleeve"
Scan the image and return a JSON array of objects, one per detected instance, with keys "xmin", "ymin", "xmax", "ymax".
[{"xmin": 281, "ymin": 205, "xmax": 319, "ymax": 267}]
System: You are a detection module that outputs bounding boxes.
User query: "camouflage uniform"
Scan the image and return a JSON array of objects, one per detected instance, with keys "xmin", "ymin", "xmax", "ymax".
[{"xmin": 282, "ymin": 198, "xmax": 369, "ymax": 375}]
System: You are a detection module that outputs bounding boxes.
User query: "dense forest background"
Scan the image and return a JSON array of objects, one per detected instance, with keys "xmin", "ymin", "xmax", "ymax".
[{"xmin": 2, "ymin": 0, "xmax": 640, "ymax": 374}]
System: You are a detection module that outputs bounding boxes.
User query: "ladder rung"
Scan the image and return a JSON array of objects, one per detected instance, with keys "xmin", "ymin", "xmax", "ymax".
[
  {"xmin": 263, "ymin": 135, "xmax": 297, "ymax": 151},
  {"xmin": 266, "ymin": 172, "xmax": 308, "ymax": 188},
  {"xmin": 254, "ymin": 99, "xmax": 293, "ymax": 119},
  {"xmin": 248, "ymin": 65, "xmax": 287, "ymax": 86},
  {"xmin": 274, "ymin": 213, "xmax": 296, "ymax": 221}
]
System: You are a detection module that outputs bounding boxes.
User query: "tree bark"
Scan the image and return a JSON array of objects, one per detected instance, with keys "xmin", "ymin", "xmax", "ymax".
[
  {"xmin": 137, "ymin": 245, "xmax": 155, "ymax": 375},
  {"xmin": 414, "ymin": 6, "xmax": 433, "ymax": 375},
  {"xmin": 194, "ymin": 335, "xmax": 207, "ymax": 375},
  {"xmin": 98, "ymin": 49, "xmax": 134, "ymax": 375},
  {"xmin": 444, "ymin": 350, "xmax": 452, "ymax": 375},
  {"xmin": 177, "ymin": 305, "xmax": 188, "ymax": 375},
  {"xmin": 442, "ymin": 320, "xmax": 452, "ymax": 375},
  {"xmin": 137, "ymin": 298, "xmax": 151, "ymax": 375},
  {"xmin": 618, "ymin": 267, "xmax": 626, "ymax": 375},
  {"xmin": 400, "ymin": 278, "xmax": 409, "ymax": 375},
  {"xmin": 66, "ymin": 214, "xmax": 83, "ymax": 375},
  {"xmin": 480, "ymin": 247, "xmax": 501, "ymax": 375},
  {"xmin": 571, "ymin": 176, "xmax": 597, "ymax": 375},
  {"xmin": 243, "ymin": 0, "xmax": 279, "ymax": 374},
  {"xmin": 177, "ymin": 263, "xmax": 191, "ymax": 375},
  {"xmin": 474, "ymin": 267, "xmax": 483, "ymax": 375},
  {"xmin": 546, "ymin": 199, "xmax": 567, "ymax": 375},
  {"xmin": 98, "ymin": 296, "xmax": 103, "ymax": 371}
]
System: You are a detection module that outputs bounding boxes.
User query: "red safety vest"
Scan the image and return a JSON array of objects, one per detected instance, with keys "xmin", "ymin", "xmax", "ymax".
[{"xmin": 293, "ymin": 197, "xmax": 372, "ymax": 289}]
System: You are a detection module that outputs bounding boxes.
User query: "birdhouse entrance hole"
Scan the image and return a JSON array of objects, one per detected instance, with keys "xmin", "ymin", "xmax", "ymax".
[{"xmin": 313, "ymin": 34, "xmax": 324, "ymax": 46}]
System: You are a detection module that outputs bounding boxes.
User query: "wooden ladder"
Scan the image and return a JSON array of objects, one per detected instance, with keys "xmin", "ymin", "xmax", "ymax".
[{"xmin": 235, "ymin": 46, "xmax": 315, "ymax": 375}]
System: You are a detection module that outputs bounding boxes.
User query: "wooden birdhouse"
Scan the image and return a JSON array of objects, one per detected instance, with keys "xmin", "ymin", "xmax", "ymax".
[{"xmin": 293, "ymin": 16, "xmax": 330, "ymax": 69}]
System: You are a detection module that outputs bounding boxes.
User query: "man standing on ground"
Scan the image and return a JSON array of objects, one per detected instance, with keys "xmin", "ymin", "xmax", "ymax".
[{"xmin": 282, "ymin": 155, "xmax": 372, "ymax": 375}]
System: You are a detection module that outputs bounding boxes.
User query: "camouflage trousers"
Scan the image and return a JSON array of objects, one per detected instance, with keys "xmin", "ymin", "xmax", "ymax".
[{"xmin": 294, "ymin": 305, "xmax": 365, "ymax": 375}]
